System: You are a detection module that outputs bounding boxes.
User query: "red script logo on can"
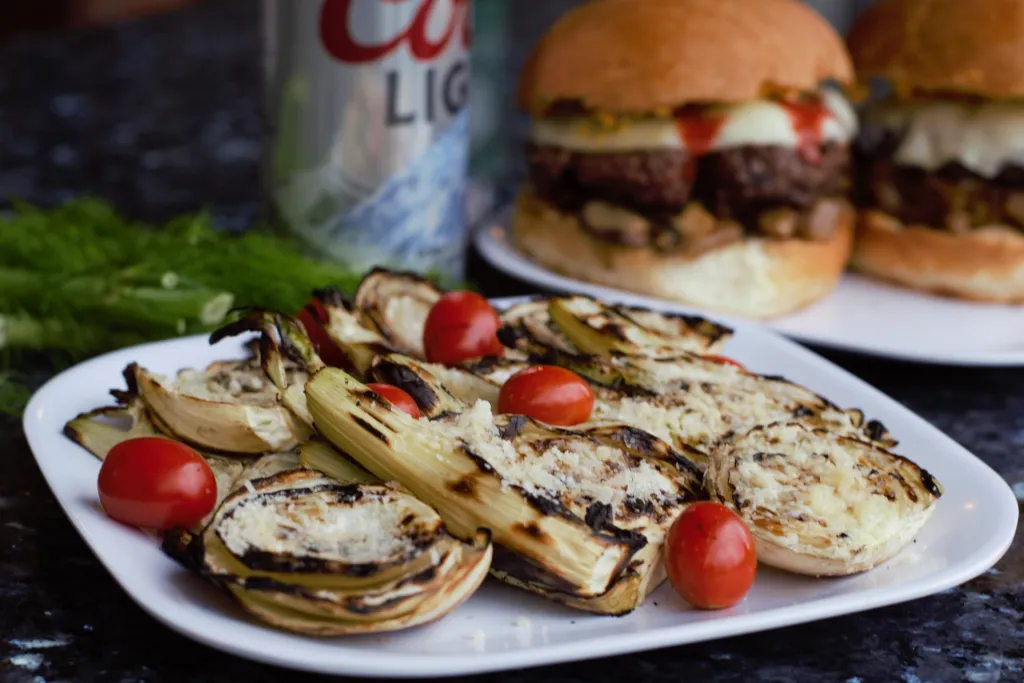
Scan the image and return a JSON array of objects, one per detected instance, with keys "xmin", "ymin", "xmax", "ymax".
[
  {"xmin": 320, "ymin": 0, "xmax": 471, "ymax": 63},
  {"xmin": 318, "ymin": 0, "xmax": 470, "ymax": 126}
]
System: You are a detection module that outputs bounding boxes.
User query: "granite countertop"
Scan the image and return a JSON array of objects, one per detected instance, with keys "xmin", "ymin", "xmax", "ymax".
[{"xmin": 1, "ymin": 2, "xmax": 1022, "ymax": 681}]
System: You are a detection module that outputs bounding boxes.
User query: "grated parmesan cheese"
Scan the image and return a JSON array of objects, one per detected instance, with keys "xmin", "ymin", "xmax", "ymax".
[
  {"xmin": 590, "ymin": 396, "xmax": 719, "ymax": 451},
  {"xmin": 728, "ymin": 424, "xmax": 922, "ymax": 557},
  {"xmin": 217, "ymin": 489, "xmax": 426, "ymax": 565},
  {"xmin": 431, "ymin": 401, "xmax": 679, "ymax": 523}
]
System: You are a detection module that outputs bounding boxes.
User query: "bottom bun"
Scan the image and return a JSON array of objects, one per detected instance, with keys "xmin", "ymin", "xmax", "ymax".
[
  {"xmin": 511, "ymin": 191, "xmax": 854, "ymax": 319},
  {"xmin": 852, "ymin": 210, "xmax": 1024, "ymax": 303}
]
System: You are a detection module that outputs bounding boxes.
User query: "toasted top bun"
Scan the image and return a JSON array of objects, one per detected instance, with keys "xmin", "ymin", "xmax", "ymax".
[
  {"xmin": 848, "ymin": 0, "xmax": 1024, "ymax": 99},
  {"xmin": 517, "ymin": 0, "xmax": 853, "ymax": 115}
]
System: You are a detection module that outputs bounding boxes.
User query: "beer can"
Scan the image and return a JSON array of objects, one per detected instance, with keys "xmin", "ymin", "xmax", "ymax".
[{"xmin": 262, "ymin": 0, "xmax": 473, "ymax": 284}]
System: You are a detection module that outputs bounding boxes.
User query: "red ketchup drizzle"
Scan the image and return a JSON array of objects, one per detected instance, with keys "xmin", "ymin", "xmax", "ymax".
[
  {"xmin": 676, "ymin": 111, "xmax": 726, "ymax": 181},
  {"xmin": 781, "ymin": 98, "xmax": 829, "ymax": 164}
]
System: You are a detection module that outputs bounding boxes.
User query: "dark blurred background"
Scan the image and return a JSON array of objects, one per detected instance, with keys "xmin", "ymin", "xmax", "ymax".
[
  {"xmin": 2, "ymin": 0, "xmax": 198, "ymax": 43},
  {"xmin": 0, "ymin": 0, "xmax": 876, "ymax": 226}
]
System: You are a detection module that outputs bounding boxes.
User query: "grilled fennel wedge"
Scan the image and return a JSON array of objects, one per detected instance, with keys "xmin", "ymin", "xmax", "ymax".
[
  {"xmin": 62, "ymin": 398, "xmax": 301, "ymax": 530},
  {"xmin": 312, "ymin": 288, "xmax": 396, "ymax": 375},
  {"xmin": 306, "ymin": 368, "xmax": 702, "ymax": 604},
  {"xmin": 497, "ymin": 299, "xmax": 582, "ymax": 356},
  {"xmin": 354, "ymin": 355, "xmax": 705, "ymax": 614},
  {"xmin": 119, "ymin": 356, "xmax": 312, "ymax": 455},
  {"xmin": 498, "ymin": 298, "xmax": 731, "ymax": 358},
  {"xmin": 298, "ymin": 437, "xmax": 380, "ymax": 484},
  {"xmin": 364, "ymin": 346, "xmax": 723, "ymax": 475},
  {"xmin": 467, "ymin": 353, "xmax": 723, "ymax": 467},
  {"xmin": 173, "ymin": 469, "xmax": 491, "ymax": 635},
  {"xmin": 546, "ymin": 304, "xmax": 895, "ymax": 449},
  {"xmin": 547, "ymin": 296, "xmax": 732, "ymax": 358},
  {"xmin": 547, "ymin": 295, "xmax": 895, "ymax": 447},
  {"xmin": 707, "ymin": 422, "xmax": 942, "ymax": 576},
  {"xmin": 321, "ymin": 287, "xmax": 732, "ymax": 458},
  {"xmin": 352, "ymin": 268, "xmax": 442, "ymax": 359}
]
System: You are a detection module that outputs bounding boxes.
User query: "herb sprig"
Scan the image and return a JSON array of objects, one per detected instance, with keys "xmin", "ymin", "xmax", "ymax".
[{"xmin": 0, "ymin": 198, "xmax": 367, "ymax": 411}]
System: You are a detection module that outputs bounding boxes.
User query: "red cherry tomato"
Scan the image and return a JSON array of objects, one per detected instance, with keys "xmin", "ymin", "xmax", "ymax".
[
  {"xmin": 704, "ymin": 355, "xmax": 744, "ymax": 369},
  {"xmin": 298, "ymin": 299, "xmax": 350, "ymax": 369},
  {"xmin": 423, "ymin": 291, "xmax": 504, "ymax": 365},
  {"xmin": 664, "ymin": 502, "xmax": 757, "ymax": 610},
  {"xmin": 497, "ymin": 365, "xmax": 594, "ymax": 426},
  {"xmin": 97, "ymin": 437, "xmax": 217, "ymax": 531},
  {"xmin": 366, "ymin": 383, "xmax": 421, "ymax": 419}
]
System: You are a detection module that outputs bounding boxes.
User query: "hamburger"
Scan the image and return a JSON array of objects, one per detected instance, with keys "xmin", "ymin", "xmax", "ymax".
[
  {"xmin": 848, "ymin": 0, "xmax": 1024, "ymax": 302},
  {"xmin": 510, "ymin": 0, "xmax": 858, "ymax": 319}
]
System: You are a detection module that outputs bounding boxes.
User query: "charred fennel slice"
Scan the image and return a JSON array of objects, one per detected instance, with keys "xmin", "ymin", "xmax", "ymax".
[
  {"xmin": 116, "ymin": 356, "xmax": 312, "ymax": 455},
  {"xmin": 602, "ymin": 353, "xmax": 895, "ymax": 449},
  {"xmin": 547, "ymin": 296, "xmax": 732, "ymax": 358},
  {"xmin": 305, "ymin": 296, "xmax": 508, "ymax": 414},
  {"xmin": 707, "ymin": 422, "xmax": 942, "ymax": 576},
  {"xmin": 378, "ymin": 351, "xmax": 723, "ymax": 474},
  {"xmin": 464, "ymin": 353, "xmax": 723, "ymax": 468},
  {"xmin": 177, "ymin": 469, "xmax": 491, "ymax": 635},
  {"xmin": 298, "ymin": 437, "xmax": 380, "ymax": 485},
  {"xmin": 345, "ymin": 269, "xmax": 732, "ymax": 363},
  {"xmin": 63, "ymin": 398, "xmax": 299, "ymax": 530},
  {"xmin": 369, "ymin": 350, "xmax": 715, "ymax": 491},
  {"xmin": 352, "ymin": 267, "xmax": 442, "ymax": 359},
  {"xmin": 547, "ymin": 300, "xmax": 896, "ymax": 449},
  {"xmin": 305, "ymin": 368, "xmax": 703, "ymax": 605}
]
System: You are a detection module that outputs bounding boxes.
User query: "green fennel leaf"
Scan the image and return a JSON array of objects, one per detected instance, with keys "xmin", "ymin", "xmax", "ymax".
[{"xmin": 0, "ymin": 198, "xmax": 369, "ymax": 365}]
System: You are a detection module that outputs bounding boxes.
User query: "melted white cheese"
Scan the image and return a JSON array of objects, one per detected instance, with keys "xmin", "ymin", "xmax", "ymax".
[
  {"xmin": 530, "ymin": 89, "xmax": 857, "ymax": 153},
  {"xmin": 865, "ymin": 99, "xmax": 1024, "ymax": 178}
]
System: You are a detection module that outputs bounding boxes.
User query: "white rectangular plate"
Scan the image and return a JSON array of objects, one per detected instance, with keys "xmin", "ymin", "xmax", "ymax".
[
  {"xmin": 23, "ymin": 299, "xmax": 1018, "ymax": 678},
  {"xmin": 475, "ymin": 216, "xmax": 1024, "ymax": 366}
]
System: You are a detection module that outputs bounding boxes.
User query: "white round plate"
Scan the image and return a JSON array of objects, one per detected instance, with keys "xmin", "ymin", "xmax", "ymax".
[
  {"xmin": 475, "ymin": 213, "xmax": 1024, "ymax": 366},
  {"xmin": 22, "ymin": 300, "xmax": 1018, "ymax": 678}
]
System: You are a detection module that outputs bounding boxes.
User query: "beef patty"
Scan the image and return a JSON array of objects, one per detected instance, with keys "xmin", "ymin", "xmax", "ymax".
[
  {"xmin": 853, "ymin": 125, "xmax": 1024, "ymax": 232},
  {"xmin": 526, "ymin": 142, "xmax": 849, "ymax": 228}
]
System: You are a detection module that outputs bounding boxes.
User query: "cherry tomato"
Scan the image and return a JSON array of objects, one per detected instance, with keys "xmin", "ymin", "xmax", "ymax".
[
  {"xmin": 97, "ymin": 437, "xmax": 217, "ymax": 531},
  {"xmin": 298, "ymin": 299, "xmax": 350, "ymax": 369},
  {"xmin": 664, "ymin": 502, "xmax": 757, "ymax": 610},
  {"xmin": 423, "ymin": 291, "xmax": 504, "ymax": 365},
  {"xmin": 704, "ymin": 355, "xmax": 744, "ymax": 369},
  {"xmin": 366, "ymin": 382, "xmax": 421, "ymax": 419},
  {"xmin": 498, "ymin": 365, "xmax": 594, "ymax": 426}
]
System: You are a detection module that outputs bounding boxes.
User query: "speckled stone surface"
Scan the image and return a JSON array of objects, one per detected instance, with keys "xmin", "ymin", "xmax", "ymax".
[{"xmin": 1, "ymin": 2, "xmax": 1022, "ymax": 682}]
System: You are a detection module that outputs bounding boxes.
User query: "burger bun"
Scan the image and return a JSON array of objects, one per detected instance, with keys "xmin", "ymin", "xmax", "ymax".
[
  {"xmin": 511, "ymin": 191, "xmax": 855, "ymax": 319},
  {"xmin": 852, "ymin": 211, "xmax": 1024, "ymax": 303}
]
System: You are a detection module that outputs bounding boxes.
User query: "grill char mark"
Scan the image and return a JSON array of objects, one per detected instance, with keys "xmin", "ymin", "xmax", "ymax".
[
  {"xmin": 448, "ymin": 475, "xmax": 478, "ymax": 499},
  {"xmin": 511, "ymin": 521, "xmax": 552, "ymax": 544},
  {"xmin": 370, "ymin": 362, "xmax": 440, "ymax": 413},
  {"xmin": 352, "ymin": 414, "xmax": 390, "ymax": 445}
]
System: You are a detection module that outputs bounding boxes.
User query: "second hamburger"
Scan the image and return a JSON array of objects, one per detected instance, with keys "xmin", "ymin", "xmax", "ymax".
[{"xmin": 849, "ymin": 0, "xmax": 1024, "ymax": 303}]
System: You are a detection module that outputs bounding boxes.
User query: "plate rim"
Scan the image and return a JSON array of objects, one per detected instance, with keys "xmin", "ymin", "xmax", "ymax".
[
  {"xmin": 474, "ymin": 217, "xmax": 1024, "ymax": 367},
  {"xmin": 21, "ymin": 314, "xmax": 1020, "ymax": 677}
]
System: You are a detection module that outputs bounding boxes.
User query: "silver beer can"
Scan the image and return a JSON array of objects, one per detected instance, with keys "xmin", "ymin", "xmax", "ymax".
[{"xmin": 262, "ymin": 0, "xmax": 472, "ymax": 284}]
